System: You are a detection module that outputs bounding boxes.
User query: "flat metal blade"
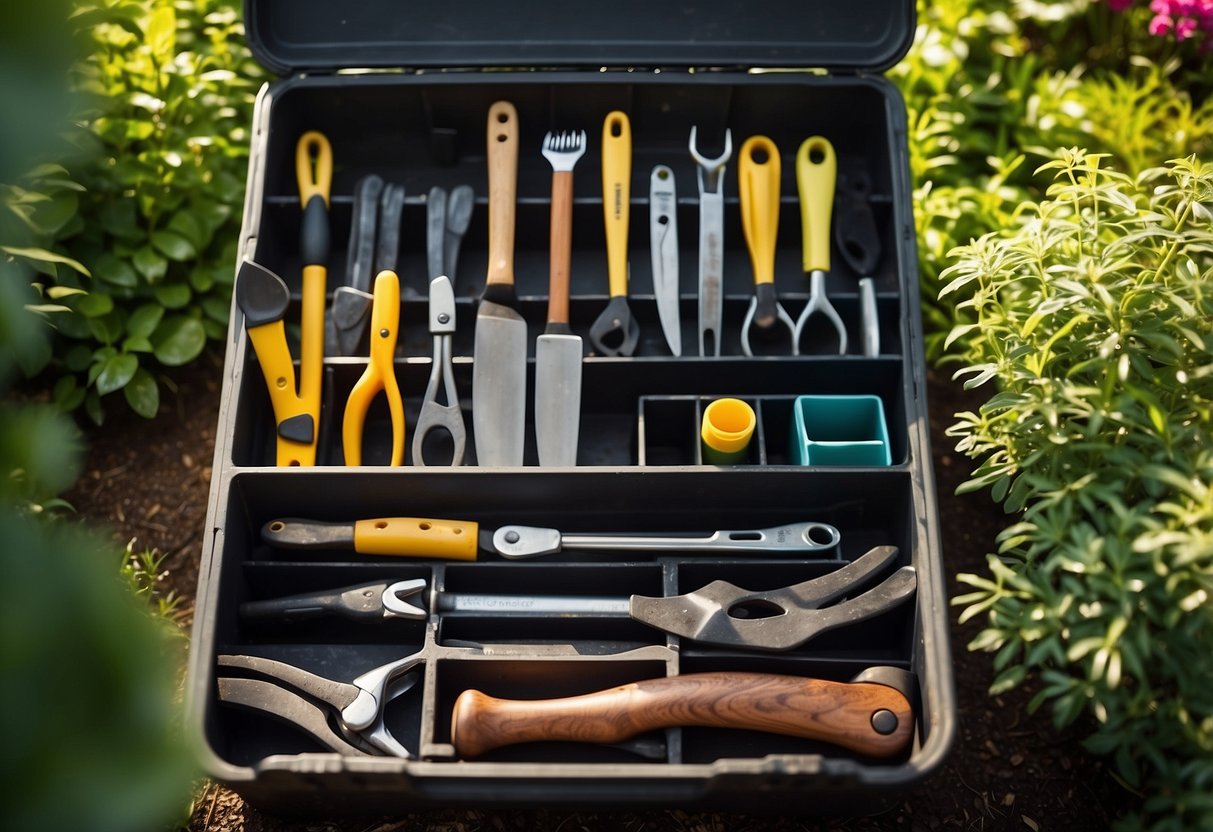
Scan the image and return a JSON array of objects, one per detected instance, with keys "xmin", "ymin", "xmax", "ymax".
[
  {"xmin": 534, "ymin": 333, "xmax": 582, "ymax": 466},
  {"xmin": 650, "ymin": 166, "xmax": 681, "ymax": 356},
  {"xmin": 472, "ymin": 301, "xmax": 527, "ymax": 466}
]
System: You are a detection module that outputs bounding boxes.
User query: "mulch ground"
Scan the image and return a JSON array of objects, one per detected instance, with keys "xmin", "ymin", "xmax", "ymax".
[{"xmin": 67, "ymin": 353, "xmax": 1136, "ymax": 831}]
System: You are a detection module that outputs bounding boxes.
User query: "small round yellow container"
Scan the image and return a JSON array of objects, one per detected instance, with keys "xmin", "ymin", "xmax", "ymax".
[{"xmin": 700, "ymin": 398, "xmax": 757, "ymax": 465}]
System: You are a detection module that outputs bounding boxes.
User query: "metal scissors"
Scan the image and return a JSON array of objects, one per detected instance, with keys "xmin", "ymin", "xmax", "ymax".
[
  {"xmin": 413, "ymin": 275, "xmax": 466, "ymax": 466},
  {"xmin": 342, "ymin": 270, "xmax": 405, "ymax": 466}
]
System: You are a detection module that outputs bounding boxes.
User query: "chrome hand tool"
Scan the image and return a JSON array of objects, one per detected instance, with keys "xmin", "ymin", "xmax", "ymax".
[
  {"xmin": 794, "ymin": 136, "xmax": 847, "ymax": 354},
  {"xmin": 689, "ymin": 127, "xmax": 731, "ymax": 357},
  {"xmin": 451, "ymin": 667, "xmax": 916, "ymax": 760},
  {"xmin": 241, "ymin": 544, "xmax": 914, "ymax": 654},
  {"xmin": 535, "ymin": 130, "xmax": 587, "ymax": 466},
  {"xmin": 472, "ymin": 101, "xmax": 527, "ymax": 466},
  {"xmin": 328, "ymin": 174, "xmax": 381, "ymax": 356},
  {"xmin": 649, "ymin": 165, "xmax": 681, "ymax": 356},
  {"xmin": 261, "ymin": 516, "xmax": 840, "ymax": 561},
  {"xmin": 215, "ymin": 651, "xmax": 424, "ymax": 757},
  {"xmin": 588, "ymin": 111, "xmax": 640, "ymax": 356},
  {"xmin": 412, "ymin": 275, "xmax": 466, "ymax": 466},
  {"xmin": 427, "ymin": 184, "xmax": 475, "ymax": 287},
  {"xmin": 739, "ymin": 135, "xmax": 796, "ymax": 356}
]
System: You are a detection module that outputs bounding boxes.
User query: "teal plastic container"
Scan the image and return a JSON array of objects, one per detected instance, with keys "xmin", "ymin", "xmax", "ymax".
[{"xmin": 789, "ymin": 394, "xmax": 891, "ymax": 466}]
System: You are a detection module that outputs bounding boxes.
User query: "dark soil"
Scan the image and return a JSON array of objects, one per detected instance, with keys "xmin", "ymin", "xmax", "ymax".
[{"xmin": 68, "ymin": 356, "xmax": 1136, "ymax": 831}]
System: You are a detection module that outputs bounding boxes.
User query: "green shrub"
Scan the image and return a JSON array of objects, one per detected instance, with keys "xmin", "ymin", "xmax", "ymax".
[
  {"xmin": 26, "ymin": 0, "xmax": 260, "ymax": 424},
  {"xmin": 946, "ymin": 150, "xmax": 1213, "ymax": 831},
  {"xmin": 893, "ymin": 0, "xmax": 1213, "ymax": 360}
]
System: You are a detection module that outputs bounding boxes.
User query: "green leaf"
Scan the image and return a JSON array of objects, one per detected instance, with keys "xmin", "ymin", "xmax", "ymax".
[
  {"xmin": 84, "ymin": 390, "xmax": 104, "ymax": 426},
  {"xmin": 121, "ymin": 336, "xmax": 153, "ymax": 354},
  {"xmin": 53, "ymin": 375, "xmax": 86, "ymax": 412},
  {"xmin": 145, "ymin": 5, "xmax": 176, "ymax": 63},
  {"xmin": 201, "ymin": 296, "xmax": 230, "ymax": 324},
  {"xmin": 152, "ymin": 316, "xmax": 205, "ymax": 366},
  {"xmin": 189, "ymin": 266, "xmax": 214, "ymax": 293},
  {"xmin": 100, "ymin": 200, "xmax": 140, "ymax": 240},
  {"xmin": 95, "ymin": 353, "xmax": 138, "ymax": 395},
  {"xmin": 126, "ymin": 304, "xmax": 164, "ymax": 338},
  {"xmin": 133, "ymin": 247, "xmax": 168, "ymax": 282},
  {"xmin": 64, "ymin": 344, "xmax": 93, "ymax": 372},
  {"xmin": 92, "ymin": 254, "xmax": 138, "ymax": 289},
  {"xmin": 167, "ymin": 211, "xmax": 205, "ymax": 249},
  {"xmin": 2, "ymin": 246, "xmax": 91, "ymax": 278},
  {"xmin": 46, "ymin": 286, "xmax": 87, "ymax": 300},
  {"xmin": 153, "ymin": 283, "xmax": 191, "ymax": 309},
  {"xmin": 74, "ymin": 292, "xmax": 114, "ymax": 318},
  {"xmin": 86, "ymin": 313, "xmax": 124, "ymax": 346},
  {"xmin": 123, "ymin": 368, "xmax": 159, "ymax": 418},
  {"xmin": 150, "ymin": 231, "xmax": 196, "ymax": 262}
]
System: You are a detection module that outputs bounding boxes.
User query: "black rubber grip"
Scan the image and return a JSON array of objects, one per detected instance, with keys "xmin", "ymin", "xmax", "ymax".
[
  {"xmin": 277, "ymin": 414, "xmax": 314, "ymax": 444},
  {"xmin": 300, "ymin": 195, "xmax": 330, "ymax": 266},
  {"xmin": 753, "ymin": 283, "xmax": 778, "ymax": 329},
  {"xmin": 481, "ymin": 282, "xmax": 518, "ymax": 308},
  {"xmin": 545, "ymin": 322, "xmax": 574, "ymax": 336},
  {"xmin": 235, "ymin": 260, "xmax": 290, "ymax": 327}
]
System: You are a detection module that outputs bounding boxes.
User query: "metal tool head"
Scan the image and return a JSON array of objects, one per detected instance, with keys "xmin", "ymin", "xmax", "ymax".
[
  {"xmin": 427, "ymin": 187, "xmax": 448, "ymax": 281},
  {"xmin": 588, "ymin": 295, "xmax": 640, "ymax": 356},
  {"xmin": 628, "ymin": 545, "xmax": 916, "ymax": 652},
  {"xmin": 740, "ymin": 290, "xmax": 797, "ymax": 357},
  {"xmin": 414, "ymin": 276, "xmax": 467, "ymax": 466},
  {"xmin": 472, "ymin": 296, "xmax": 527, "ymax": 466},
  {"xmin": 217, "ymin": 676, "xmax": 373, "ymax": 756},
  {"xmin": 793, "ymin": 270, "xmax": 848, "ymax": 355},
  {"xmin": 491, "ymin": 525, "xmax": 563, "ymax": 559},
  {"xmin": 331, "ymin": 286, "xmax": 374, "ymax": 356},
  {"xmin": 427, "ymin": 274, "xmax": 456, "ymax": 335},
  {"xmin": 541, "ymin": 130, "xmax": 587, "ymax": 172},
  {"xmin": 689, "ymin": 127, "xmax": 733, "ymax": 192},
  {"xmin": 535, "ymin": 333, "xmax": 583, "ymax": 466},
  {"xmin": 382, "ymin": 579, "xmax": 429, "ymax": 620},
  {"xmin": 650, "ymin": 165, "xmax": 681, "ymax": 357},
  {"xmin": 375, "ymin": 183, "xmax": 405, "ymax": 274},
  {"xmin": 443, "ymin": 184, "xmax": 475, "ymax": 286},
  {"xmin": 345, "ymin": 174, "xmax": 384, "ymax": 293}
]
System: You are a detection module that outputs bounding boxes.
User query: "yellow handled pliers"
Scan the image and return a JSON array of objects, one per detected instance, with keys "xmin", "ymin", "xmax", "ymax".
[{"xmin": 342, "ymin": 270, "xmax": 405, "ymax": 466}]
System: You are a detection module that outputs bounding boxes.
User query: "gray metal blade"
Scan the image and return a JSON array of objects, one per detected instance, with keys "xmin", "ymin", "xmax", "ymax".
[
  {"xmin": 534, "ymin": 333, "xmax": 582, "ymax": 466},
  {"xmin": 650, "ymin": 166, "xmax": 681, "ymax": 356},
  {"xmin": 472, "ymin": 301, "xmax": 527, "ymax": 466}
]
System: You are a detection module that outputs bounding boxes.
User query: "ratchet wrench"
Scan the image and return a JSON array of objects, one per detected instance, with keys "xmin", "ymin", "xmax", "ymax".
[{"xmin": 689, "ymin": 127, "xmax": 732, "ymax": 357}]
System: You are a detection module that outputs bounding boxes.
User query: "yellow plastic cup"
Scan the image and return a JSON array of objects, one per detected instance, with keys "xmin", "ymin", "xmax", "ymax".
[{"xmin": 700, "ymin": 398, "xmax": 757, "ymax": 465}]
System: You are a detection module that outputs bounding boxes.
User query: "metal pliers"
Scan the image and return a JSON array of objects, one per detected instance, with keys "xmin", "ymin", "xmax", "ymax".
[
  {"xmin": 215, "ymin": 649, "xmax": 424, "ymax": 757},
  {"xmin": 342, "ymin": 270, "xmax": 405, "ymax": 466},
  {"xmin": 413, "ymin": 275, "xmax": 466, "ymax": 466}
]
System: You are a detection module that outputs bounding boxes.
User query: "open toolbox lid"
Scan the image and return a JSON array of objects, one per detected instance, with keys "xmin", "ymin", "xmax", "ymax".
[{"xmin": 244, "ymin": 0, "xmax": 915, "ymax": 75}]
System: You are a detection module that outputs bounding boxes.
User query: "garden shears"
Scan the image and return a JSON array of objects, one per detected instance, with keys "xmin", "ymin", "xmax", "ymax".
[{"xmin": 794, "ymin": 136, "xmax": 847, "ymax": 354}]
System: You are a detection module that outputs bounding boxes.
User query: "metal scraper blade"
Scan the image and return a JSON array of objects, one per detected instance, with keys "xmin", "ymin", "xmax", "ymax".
[{"xmin": 472, "ymin": 300, "xmax": 527, "ymax": 466}]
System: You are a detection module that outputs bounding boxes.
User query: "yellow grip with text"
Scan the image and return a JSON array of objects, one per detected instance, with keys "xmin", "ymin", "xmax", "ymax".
[
  {"xmin": 353, "ymin": 517, "xmax": 480, "ymax": 560},
  {"xmin": 601, "ymin": 111, "xmax": 632, "ymax": 299},
  {"xmin": 738, "ymin": 135, "xmax": 781, "ymax": 287},
  {"xmin": 796, "ymin": 136, "xmax": 836, "ymax": 273},
  {"xmin": 296, "ymin": 131, "xmax": 332, "ymax": 208}
]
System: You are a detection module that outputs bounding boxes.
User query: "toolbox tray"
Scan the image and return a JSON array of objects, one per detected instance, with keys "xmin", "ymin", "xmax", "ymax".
[{"xmin": 187, "ymin": 0, "xmax": 954, "ymax": 815}]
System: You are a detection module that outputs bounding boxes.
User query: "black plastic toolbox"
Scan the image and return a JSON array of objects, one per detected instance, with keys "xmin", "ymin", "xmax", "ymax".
[{"xmin": 186, "ymin": 0, "xmax": 955, "ymax": 814}]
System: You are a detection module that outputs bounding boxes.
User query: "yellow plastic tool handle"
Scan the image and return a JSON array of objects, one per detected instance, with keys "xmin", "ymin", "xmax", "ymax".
[
  {"xmin": 342, "ymin": 271, "xmax": 405, "ymax": 466},
  {"xmin": 486, "ymin": 101, "xmax": 518, "ymax": 288},
  {"xmin": 296, "ymin": 131, "xmax": 332, "ymax": 209},
  {"xmin": 796, "ymin": 136, "xmax": 836, "ymax": 273},
  {"xmin": 353, "ymin": 517, "xmax": 480, "ymax": 560},
  {"xmin": 247, "ymin": 321, "xmax": 316, "ymax": 467},
  {"xmin": 738, "ymin": 135, "xmax": 781, "ymax": 287},
  {"xmin": 601, "ymin": 111, "xmax": 632, "ymax": 299}
]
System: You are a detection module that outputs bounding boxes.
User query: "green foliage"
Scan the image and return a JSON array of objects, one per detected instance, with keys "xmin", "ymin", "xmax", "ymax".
[
  {"xmin": 946, "ymin": 151, "xmax": 1213, "ymax": 832},
  {"xmin": 20, "ymin": 0, "xmax": 261, "ymax": 424},
  {"xmin": 892, "ymin": 0, "xmax": 1213, "ymax": 360}
]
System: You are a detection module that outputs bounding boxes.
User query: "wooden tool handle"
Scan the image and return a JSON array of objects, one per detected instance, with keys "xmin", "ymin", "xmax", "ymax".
[
  {"xmin": 451, "ymin": 671, "xmax": 913, "ymax": 759},
  {"xmin": 547, "ymin": 171, "xmax": 574, "ymax": 326},
  {"xmin": 486, "ymin": 101, "xmax": 519, "ymax": 288},
  {"xmin": 796, "ymin": 136, "xmax": 836, "ymax": 273},
  {"xmin": 601, "ymin": 111, "xmax": 631, "ymax": 299}
]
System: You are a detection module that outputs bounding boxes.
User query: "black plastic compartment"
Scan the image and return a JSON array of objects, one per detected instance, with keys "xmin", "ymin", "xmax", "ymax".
[{"xmin": 188, "ymin": 5, "xmax": 953, "ymax": 811}]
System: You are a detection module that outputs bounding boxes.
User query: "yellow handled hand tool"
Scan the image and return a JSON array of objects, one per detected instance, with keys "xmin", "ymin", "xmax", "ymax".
[
  {"xmin": 233, "ymin": 132, "xmax": 332, "ymax": 467},
  {"xmin": 794, "ymin": 136, "xmax": 847, "ymax": 354},
  {"xmin": 342, "ymin": 270, "xmax": 405, "ymax": 466},
  {"xmin": 588, "ymin": 111, "xmax": 640, "ymax": 356},
  {"xmin": 739, "ymin": 135, "xmax": 796, "ymax": 356}
]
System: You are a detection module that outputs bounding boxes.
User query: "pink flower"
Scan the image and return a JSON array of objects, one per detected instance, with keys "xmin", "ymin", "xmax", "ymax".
[
  {"xmin": 1150, "ymin": 13, "xmax": 1175, "ymax": 33},
  {"xmin": 1175, "ymin": 15, "xmax": 1198, "ymax": 36}
]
